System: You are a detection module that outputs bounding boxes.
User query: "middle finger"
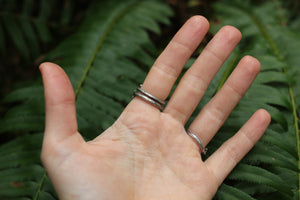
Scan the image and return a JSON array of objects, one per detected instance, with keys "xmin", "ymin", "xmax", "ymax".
[{"xmin": 164, "ymin": 26, "xmax": 242, "ymax": 123}]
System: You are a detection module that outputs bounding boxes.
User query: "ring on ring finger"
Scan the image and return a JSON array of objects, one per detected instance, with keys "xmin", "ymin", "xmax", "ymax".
[{"xmin": 186, "ymin": 130, "xmax": 207, "ymax": 154}]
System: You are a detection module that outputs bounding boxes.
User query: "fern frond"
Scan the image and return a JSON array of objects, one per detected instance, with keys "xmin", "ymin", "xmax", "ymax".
[
  {"xmin": 214, "ymin": 184, "xmax": 256, "ymax": 200},
  {"xmin": 0, "ymin": 133, "xmax": 57, "ymax": 199},
  {"xmin": 47, "ymin": 0, "xmax": 172, "ymax": 136},
  {"xmin": 210, "ymin": 0, "xmax": 300, "ymax": 199},
  {"xmin": 0, "ymin": 0, "xmax": 74, "ymax": 60},
  {"xmin": 0, "ymin": 0, "xmax": 172, "ymax": 199},
  {"xmin": 229, "ymin": 164, "xmax": 292, "ymax": 196}
]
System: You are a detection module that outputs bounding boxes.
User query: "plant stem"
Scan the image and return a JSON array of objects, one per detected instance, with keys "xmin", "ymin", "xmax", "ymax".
[
  {"xmin": 216, "ymin": 52, "xmax": 240, "ymax": 92},
  {"xmin": 33, "ymin": 169, "xmax": 47, "ymax": 200},
  {"xmin": 248, "ymin": 10, "xmax": 300, "ymax": 199},
  {"xmin": 74, "ymin": 2, "xmax": 140, "ymax": 99}
]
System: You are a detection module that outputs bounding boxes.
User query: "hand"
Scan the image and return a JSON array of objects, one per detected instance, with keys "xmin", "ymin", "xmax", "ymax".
[{"xmin": 40, "ymin": 16, "xmax": 271, "ymax": 200}]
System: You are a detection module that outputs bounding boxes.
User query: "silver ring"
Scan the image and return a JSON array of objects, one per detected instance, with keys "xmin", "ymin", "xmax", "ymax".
[
  {"xmin": 133, "ymin": 85, "xmax": 165, "ymax": 111},
  {"xmin": 187, "ymin": 131, "xmax": 207, "ymax": 154}
]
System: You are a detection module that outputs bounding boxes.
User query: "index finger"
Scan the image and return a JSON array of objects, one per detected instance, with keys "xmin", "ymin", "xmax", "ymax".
[{"xmin": 141, "ymin": 16, "xmax": 209, "ymax": 101}]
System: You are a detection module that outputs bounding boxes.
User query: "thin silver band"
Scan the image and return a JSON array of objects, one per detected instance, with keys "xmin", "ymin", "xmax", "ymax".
[
  {"xmin": 133, "ymin": 85, "xmax": 165, "ymax": 111},
  {"xmin": 187, "ymin": 131, "xmax": 207, "ymax": 154}
]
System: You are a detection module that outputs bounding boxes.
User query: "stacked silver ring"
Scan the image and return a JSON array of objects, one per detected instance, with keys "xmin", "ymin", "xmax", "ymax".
[
  {"xmin": 133, "ymin": 85, "xmax": 207, "ymax": 155},
  {"xmin": 133, "ymin": 85, "xmax": 165, "ymax": 111}
]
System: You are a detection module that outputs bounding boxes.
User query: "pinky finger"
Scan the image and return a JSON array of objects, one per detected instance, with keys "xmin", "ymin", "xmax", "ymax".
[{"xmin": 205, "ymin": 109, "xmax": 271, "ymax": 185}]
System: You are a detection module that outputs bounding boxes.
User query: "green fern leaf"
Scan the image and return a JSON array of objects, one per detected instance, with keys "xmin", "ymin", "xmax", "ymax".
[
  {"xmin": 229, "ymin": 164, "xmax": 292, "ymax": 196},
  {"xmin": 215, "ymin": 184, "xmax": 256, "ymax": 200},
  {"xmin": 0, "ymin": 0, "xmax": 172, "ymax": 199},
  {"xmin": 210, "ymin": 0, "xmax": 300, "ymax": 199},
  {"xmin": 0, "ymin": 0, "xmax": 75, "ymax": 60}
]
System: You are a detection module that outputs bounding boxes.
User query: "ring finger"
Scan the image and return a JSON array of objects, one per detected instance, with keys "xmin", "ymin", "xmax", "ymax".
[
  {"xmin": 164, "ymin": 26, "xmax": 242, "ymax": 123},
  {"xmin": 188, "ymin": 56, "xmax": 261, "ymax": 150}
]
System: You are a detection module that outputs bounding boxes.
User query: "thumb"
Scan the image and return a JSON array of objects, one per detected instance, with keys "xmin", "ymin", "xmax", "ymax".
[{"xmin": 40, "ymin": 62, "xmax": 78, "ymax": 142}]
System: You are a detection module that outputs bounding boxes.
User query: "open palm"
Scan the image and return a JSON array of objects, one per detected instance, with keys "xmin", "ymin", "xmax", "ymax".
[{"xmin": 41, "ymin": 16, "xmax": 270, "ymax": 200}]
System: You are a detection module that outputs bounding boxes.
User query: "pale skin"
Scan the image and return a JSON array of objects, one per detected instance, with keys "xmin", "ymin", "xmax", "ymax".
[{"xmin": 40, "ymin": 16, "xmax": 271, "ymax": 200}]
